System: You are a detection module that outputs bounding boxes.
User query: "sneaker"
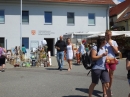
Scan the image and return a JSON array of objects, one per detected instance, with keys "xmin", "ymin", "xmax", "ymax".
[{"xmin": 1, "ymin": 69, "xmax": 5, "ymax": 72}]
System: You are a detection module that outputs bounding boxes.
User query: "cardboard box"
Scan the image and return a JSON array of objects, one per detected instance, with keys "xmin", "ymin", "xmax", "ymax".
[{"xmin": 10, "ymin": 59, "xmax": 16, "ymax": 65}]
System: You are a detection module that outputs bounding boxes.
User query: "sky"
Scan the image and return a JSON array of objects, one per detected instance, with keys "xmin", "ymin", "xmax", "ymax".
[{"xmin": 113, "ymin": 0, "xmax": 125, "ymax": 4}]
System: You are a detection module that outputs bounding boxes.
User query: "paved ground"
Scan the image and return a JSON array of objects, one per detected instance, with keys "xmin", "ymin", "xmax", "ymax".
[{"xmin": 0, "ymin": 57, "xmax": 129, "ymax": 97}]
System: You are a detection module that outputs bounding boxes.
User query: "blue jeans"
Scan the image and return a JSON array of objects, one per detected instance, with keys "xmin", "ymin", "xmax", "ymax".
[{"xmin": 57, "ymin": 51, "xmax": 64, "ymax": 69}]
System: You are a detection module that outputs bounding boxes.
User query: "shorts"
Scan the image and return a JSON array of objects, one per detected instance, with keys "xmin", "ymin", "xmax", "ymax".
[
  {"xmin": 128, "ymin": 79, "xmax": 130, "ymax": 85},
  {"xmin": 106, "ymin": 63, "xmax": 116, "ymax": 71},
  {"xmin": 0, "ymin": 58, "xmax": 5, "ymax": 65},
  {"xmin": 91, "ymin": 69, "xmax": 110, "ymax": 84}
]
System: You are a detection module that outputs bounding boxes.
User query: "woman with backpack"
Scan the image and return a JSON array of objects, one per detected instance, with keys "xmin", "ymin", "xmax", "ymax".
[
  {"xmin": 0, "ymin": 44, "xmax": 7, "ymax": 72},
  {"xmin": 88, "ymin": 38, "xmax": 111, "ymax": 97}
]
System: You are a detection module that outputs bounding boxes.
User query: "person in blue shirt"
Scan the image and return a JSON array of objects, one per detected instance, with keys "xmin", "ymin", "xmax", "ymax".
[
  {"xmin": 78, "ymin": 40, "xmax": 86, "ymax": 55},
  {"xmin": 105, "ymin": 30, "xmax": 119, "ymax": 96},
  {"xmin": 77, "ymin": 40, "xmax": 86, "ymax": 64},
  {"xmin": 88, "ymin": 38, "xmax": 111, "ymax": 97}
]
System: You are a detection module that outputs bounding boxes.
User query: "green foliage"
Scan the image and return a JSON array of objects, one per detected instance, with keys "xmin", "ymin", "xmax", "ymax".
[{"xmin": 42, "ymin": 54, "xmax": 46, "ymax": 58}]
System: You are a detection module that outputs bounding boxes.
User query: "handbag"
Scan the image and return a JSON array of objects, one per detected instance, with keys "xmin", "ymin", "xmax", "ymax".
[{"xmin": 106, "ymin": 58, "xmax": 118, "ymax": 64}]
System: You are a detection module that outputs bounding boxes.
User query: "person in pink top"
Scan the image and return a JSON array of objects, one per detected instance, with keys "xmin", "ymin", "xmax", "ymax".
[{"xmin": 0, "ymin": 44, "xmax": 6, "ymax": 72}]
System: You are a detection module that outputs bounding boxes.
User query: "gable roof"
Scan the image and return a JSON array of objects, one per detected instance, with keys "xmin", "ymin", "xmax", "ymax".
[
  {"xmin": 116, "ymin": 6, "xmax": 130, "ymax": 22},
  {"xmin": 110, "ymin": 0, "xmax": 130, "ymax": 17},
  {"xmin": 0, "ymin": 0, "xmax": 115, "ymax": 5},
  {"xmin": 37, "ymin": 0, "xmax": 115, "ymax": 4}
]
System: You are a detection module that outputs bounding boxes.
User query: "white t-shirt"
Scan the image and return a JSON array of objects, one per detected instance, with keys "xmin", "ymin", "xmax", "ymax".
[
  {"xmin": 41, "ymin": 40, "xmax": 47, "ymax": 46},
  {"xmin": 105, "ymin": 40, "xmax": 118, "ymax": 58}
]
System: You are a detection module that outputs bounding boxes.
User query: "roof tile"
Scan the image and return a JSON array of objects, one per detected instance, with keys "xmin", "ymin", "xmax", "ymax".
[
  {"xmin": 116, "ymin": 6, "xmax": 130, "ymax": 22},
  {"xmin": 110, "ymin": 0, "xmax": 130, "ymax": 17}
]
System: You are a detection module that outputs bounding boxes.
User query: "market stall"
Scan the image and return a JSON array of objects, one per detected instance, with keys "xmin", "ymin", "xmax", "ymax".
[
  {"xmin": 86, "ymin": 31, "xmax": 130, "ymax": 58},
  {"xmin": 63, "ymin": 31, "xmax": 104, "ymax": 48},
  {"xmin": 6, "ymin": 45, "xmax": 51, "ymax": 67}
]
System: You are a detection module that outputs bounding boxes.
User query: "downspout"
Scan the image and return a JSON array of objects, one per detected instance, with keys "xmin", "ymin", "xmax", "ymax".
[{"xmin": 106, "ymin": 5, "xmax": 110, "ymax": 30}]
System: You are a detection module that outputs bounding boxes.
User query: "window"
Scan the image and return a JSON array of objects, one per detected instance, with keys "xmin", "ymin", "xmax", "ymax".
[
  {"xmin": 44, "ymin": 12, "xmax": 52, "ymax": 24},
  {"xmin": 0, "ymin": 38, "xmax": 4, "ymax": 47},
  {"xmin": 124, "ymin": 12, "xmax": 130, "ymax": 18},
  {"xmin": 88, "ymin": 13, "xmax": 95, "ymax": 25},
  {"xmin": 22, "ymin": 38, "xmax": 29, "ymax": 49},
  {"xmin": 67, "ymin": 12, "xmax": 74, "ymax": 24},
  {"xmin": 22, "ymin": 11, "xmax": 29, "ymax": 24},
  {"xmin": 0, "ymin": 10, "xmax": 5, "ymax": 24}
]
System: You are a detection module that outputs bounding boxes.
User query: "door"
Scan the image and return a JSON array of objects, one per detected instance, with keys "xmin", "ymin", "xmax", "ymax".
[{"xmin": 44, "ymin": 38, "xmax": 54, "ymax": 56}]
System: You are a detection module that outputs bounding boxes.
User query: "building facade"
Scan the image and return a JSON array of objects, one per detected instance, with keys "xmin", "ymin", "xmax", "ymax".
[
  {"xmin": 110, "ymin": 0, "xmax": 130, "ymax": 31},
  {"xmin": 0, "ymin": 0, "xmax": 114, "ymax": 56}
]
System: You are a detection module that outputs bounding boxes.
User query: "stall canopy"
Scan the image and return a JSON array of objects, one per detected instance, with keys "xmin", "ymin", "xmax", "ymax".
[
  {"xmin": 86, "ymin": 31, "xmax": 130, "ymax": 38},
  {"xmin": 63, "ymin": 31, "xmax": 105, "ymax": 39}
]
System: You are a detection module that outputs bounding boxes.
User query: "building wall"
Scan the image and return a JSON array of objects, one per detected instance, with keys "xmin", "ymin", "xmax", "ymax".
[
  {"xmin": 116, "ymin": 19, "xmax": 130, "ymax": 31},
  {"xmin": 0, "ymin": 3, "xmax": 108, "ymax": 55},
  {"xmin": 128, "ymin": 19, "xmax": 130, "ymax": 30}
]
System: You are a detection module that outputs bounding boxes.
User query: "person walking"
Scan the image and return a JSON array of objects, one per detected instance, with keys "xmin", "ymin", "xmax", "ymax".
[
  {"xmin": 88, "ymin": 38, "xmax": 111, "ymax": 97},
  {"xmin": 78, "ymin": 40, "xmax": 86, "ymax": 55},
  {"xmin": 0, "ymin": 44, "xmax": 7, "ymax": 72},
  {"xmin": 55, "ymin": 36, "xmax": 66, "ymax": 71},
  {"xmin": 126, "ymin": 52, "xmax": 130, "ymax": 97},
  {"xmin": 77, "ymin": 40, "xmax": 86, "ymax": 64},
  {"xmin": 104, "ymin": 30, "xmax": 119, "ymax": 96},
  {"xmin": 66, "ymin": 38, "xmax": 74, "ymax": 71}
]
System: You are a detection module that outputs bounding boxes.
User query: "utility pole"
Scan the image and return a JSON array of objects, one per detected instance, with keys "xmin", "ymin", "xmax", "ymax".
[{"xmin": 20, "ymin": 0, "xmax": 22, "ymax": 49}]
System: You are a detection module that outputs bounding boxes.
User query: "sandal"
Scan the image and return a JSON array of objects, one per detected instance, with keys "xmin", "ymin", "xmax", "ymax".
[
  {"xmin": 111, "ymin": 91, "xmax": 113, "ymax": 95},
  {"xmin": 68, "ymin": 68, "xmax": 71, "ymax": 71},
  {"xmin": 103, "ymin": 94, "xmax": 107, "ymax": 97}
]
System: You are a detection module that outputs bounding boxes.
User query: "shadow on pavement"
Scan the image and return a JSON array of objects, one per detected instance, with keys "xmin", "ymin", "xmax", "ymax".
[
  {"xmin": 63, "ymin": 95, "xmax": 86, "ymax": 97},
  {"xmin": 72, "ymin": 63, "xmax": 82, "ymax": 66},
  {"xmin": 75, "ymin": 88, "xmax": 102, "ymax": 97},
  {"xmin": 45, "ymin": 68, "xmax": 68, "ymax": 70},
  {"xmin": 45, "ymin": 68, "xmax": 58, "ymax": 70}
]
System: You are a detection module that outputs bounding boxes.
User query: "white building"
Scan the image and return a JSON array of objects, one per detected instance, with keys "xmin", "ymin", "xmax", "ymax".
[{"xmin": 0, "ymin": 0, "xmax": 114, "ymax": 56}]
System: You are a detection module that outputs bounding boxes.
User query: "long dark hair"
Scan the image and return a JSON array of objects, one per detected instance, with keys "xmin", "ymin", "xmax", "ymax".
[
  {"xmin": 97, "ymin": 38, "xmax": 105, "ymax": 51},
  {"xmin": 66, "ymin": 38, "xmax": 71, "ymax": 44}
]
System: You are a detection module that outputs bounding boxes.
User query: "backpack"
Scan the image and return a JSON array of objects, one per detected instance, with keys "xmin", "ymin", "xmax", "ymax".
[{"xmin": 81, "ymin": 47, "xmax": 99, "ymax": 75}]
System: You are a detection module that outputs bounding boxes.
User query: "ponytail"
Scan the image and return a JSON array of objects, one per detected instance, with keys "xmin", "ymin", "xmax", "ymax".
[{"xmin": 96, "ymin": 38, "xmax": 105, "ymax": 52}]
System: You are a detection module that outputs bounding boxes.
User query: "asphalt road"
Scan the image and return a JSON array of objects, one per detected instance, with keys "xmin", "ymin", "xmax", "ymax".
[{"xmin": 0, "ymin": 59, "xmax": 129, "ymax": 97}]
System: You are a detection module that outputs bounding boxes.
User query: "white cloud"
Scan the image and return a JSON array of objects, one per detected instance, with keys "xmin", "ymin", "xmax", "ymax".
[{"xmin": 113, "ymin": 0, "xmax": 121, "ymax": 4}]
